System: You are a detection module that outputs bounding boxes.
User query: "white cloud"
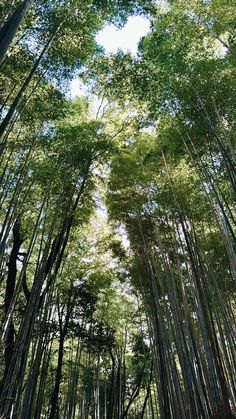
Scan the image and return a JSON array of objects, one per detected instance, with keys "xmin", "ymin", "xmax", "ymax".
[{"xmin": 96, "ymin": 16, "xmax": 150, "ymax": 55}]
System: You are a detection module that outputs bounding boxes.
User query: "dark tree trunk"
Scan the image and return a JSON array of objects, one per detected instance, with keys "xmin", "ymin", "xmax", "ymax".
[
  {"xmin": 181, "ymin": 219, "xmax": 233, "ymax": 418},
  {"xmin": 49, "ymin": 331, "xmax": 65, "ymax": 419},
  {"xmin": 140, "ymin": 361, "xmax": 153, "ymax": 418},
  {"xmin": 49, "ymin": 287, "xmax": 74, "ymax": 419},
  {"xmin": 4, "ymin": 219, "xmax": 24, "ymax": 379},
  {"xmin": 0, "ymin": 23, "xmax": 62, "ymax": 142},
  {"xmin": 107, "ymin": 351, "xmax": 115, "ymax": 419},
  {"xmin": 0, "ymin": 0, "xmax": 34, "ymax": 65}
]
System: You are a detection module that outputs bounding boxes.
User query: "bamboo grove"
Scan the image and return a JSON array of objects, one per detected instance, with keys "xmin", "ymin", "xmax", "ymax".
[{"xmin": 0, "ymin": 0, "xmax": 235, "ymax": 418}]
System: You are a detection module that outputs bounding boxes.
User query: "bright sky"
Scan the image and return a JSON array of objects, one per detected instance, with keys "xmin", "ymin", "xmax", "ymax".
[
  {"xmin": 70, "ymin": 16, "xmax": 150, "ymax": 98},
  {"xmin": 96, "ymin": 16, "xmax": 150, "ymax": 55}
]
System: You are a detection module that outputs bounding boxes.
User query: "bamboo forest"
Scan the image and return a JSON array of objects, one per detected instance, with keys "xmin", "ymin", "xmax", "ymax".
[{"xmin": 0, "ymin": 0, "xmax": 236, "ymax": 418}]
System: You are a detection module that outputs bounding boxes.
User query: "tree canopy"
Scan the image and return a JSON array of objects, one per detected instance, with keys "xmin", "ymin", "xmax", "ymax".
[{"xmin": 0, "ymin": 1, "xmax": 235, "ymax": 418}]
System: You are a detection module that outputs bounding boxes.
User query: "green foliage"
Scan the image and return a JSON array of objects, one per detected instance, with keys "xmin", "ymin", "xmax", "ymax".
[{"xmin": 0, "ymin": 1, "xmax": 235, "ymax": 418}]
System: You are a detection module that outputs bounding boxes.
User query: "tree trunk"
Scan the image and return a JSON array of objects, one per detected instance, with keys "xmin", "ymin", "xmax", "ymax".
[
  {"xmin": 0, "ymin": 22, "xmax": 62, "ymax": 142},
  {"xmin": 0, "ymin": 0, "xmax": 34, "ymax": 65},
  {"xmin": 3, "ymin": 218, "xmax": 24, "ymax": 381},
  {"xmin": 49, "ymin": 331, "xmax": 66, "ymax": 419}
]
